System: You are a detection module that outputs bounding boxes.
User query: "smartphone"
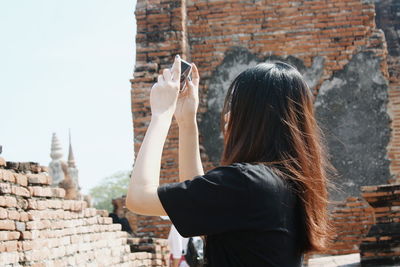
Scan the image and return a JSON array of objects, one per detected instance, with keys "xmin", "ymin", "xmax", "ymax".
[{"xmin": 180, "ymin": 59, "xmax": 192, "ymax": 91}]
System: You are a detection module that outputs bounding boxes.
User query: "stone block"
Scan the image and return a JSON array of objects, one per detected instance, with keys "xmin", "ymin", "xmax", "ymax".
[
  {"xmin": 0, "ymin": 219, "xmax": 15, "ymax": 230},
  {"xmin": 14, "ymin": 173, "xmax": 28, "ymax": 187},
  {"xmin": 27, "ymin": 173, "xmax": 50, "ymax": 185}
]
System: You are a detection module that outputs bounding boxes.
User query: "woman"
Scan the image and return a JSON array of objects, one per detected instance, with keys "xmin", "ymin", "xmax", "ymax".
[{"xmin": 126, "ymin": 55, "xmax": 334, "ymax": 266}]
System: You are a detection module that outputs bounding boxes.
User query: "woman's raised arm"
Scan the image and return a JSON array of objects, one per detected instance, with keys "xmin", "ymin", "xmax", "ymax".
[
  {"xmin": 126, "ymin": 55, "xmax": 182, "ymax": 216},
  {"xmin": 174, "ymin": 63, "xmax": 204, "ymax": 182}
]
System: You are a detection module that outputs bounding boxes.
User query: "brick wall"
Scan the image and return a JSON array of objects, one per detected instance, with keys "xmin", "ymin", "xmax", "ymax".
[
  {"xmin": 322, "ymin": 197, "xmax": 375, "ymax": 256},
  {"xmin": 303, "ymin": 196, "xmax": 375, "ymax": 263},
  {"xmin": 360, "ymin": 183, "xmax": 400, "ymax": 265},
  {"xmin": 0, "ymin": 158, "xmax": 169, "ymax": 266},
  {"xmin": 131, "ymin": 0, "xmax": 394, "ymax": 241}
]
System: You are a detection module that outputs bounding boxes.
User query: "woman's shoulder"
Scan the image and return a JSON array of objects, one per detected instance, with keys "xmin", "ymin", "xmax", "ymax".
[
  {"xmin": 203, "ymin": 162, "xmax": 247, "ymax": 176},
  {"xmin": 205, "ymin": 162, "xmax": 290, "ymax": 190},
  {"xmin": 201, "ymin": 163, "xmax": 249, "ymax": 187},
  {"xmin": 227, "ymin": 162, "xmax": 276, "ymax": 175},
  {"xmin": 208, "ymin": 162, "xmax": 263, "ymax": 172},
  {"xmin": 230, "ymin": 162, "xmax": 290, "ymax": 189}
]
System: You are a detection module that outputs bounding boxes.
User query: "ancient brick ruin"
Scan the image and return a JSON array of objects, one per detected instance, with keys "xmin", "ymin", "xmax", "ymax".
[
  {"xmin": 0, "ymin": 159, "xmax": 169, "ymax": 266},
  {"xmin": 1, "ymin": 0, "xmax": 398, "ymax": 265},
  {"xmin": 322, "ymin": 197, "xmax": 375, "ymax": 256},
  {"xmin": 130, "ymin": 0, "xmax": 400, "ymax": 265},
  {"xmin": 360, "ymin": 183, "xmax": 400, "ymax": 266}
]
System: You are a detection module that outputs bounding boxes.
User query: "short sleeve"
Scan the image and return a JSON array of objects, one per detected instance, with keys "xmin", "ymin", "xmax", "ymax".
[{"xmin": 157, "ymin": 164, "xmax": 249, "ymax": 237}]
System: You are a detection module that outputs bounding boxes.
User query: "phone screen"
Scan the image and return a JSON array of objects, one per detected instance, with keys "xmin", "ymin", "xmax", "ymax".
[{"xmin": 180, "ymin": 59, "xmax": 192, "ymax": 90}]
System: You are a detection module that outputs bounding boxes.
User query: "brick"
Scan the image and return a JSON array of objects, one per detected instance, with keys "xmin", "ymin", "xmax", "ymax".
[
  {"xmin": 36, "ymin": 200, "xmax": 47, "ymax": 210},
  {"xmin": 14, "ymin": 174, "xmax": 27, "ymax": 186},
  {"xmin": 27, "ymin": 173, "xmax": 50, "ymax": 185},
  {"xmin": 28, "ymin": 186, "xmax": 53, "ymax": 197},
  {"xmin": 21, "ymin": 231, "xmax": 33, "ymax": 240},
  {"xmin": 11, "ymin": 185, "xmax": 30, "ymax": 197},
  {"xmin": 18, "ymin": 240, "xmax": 33, "ymax": 251},
  {"xmin": 0, "ymin": 251, "xmax": 19, "ymax": 264},
  {"xmin": 7, "ymin": 210, "xmax": 20, "ymax": 220},
  {"xmin": 17, "ymin": 198, "xmax": 28, "ymax": 210},
  {"xmin": 0, "ymin": 207, "xmax": 7, "ymax": 219},
  {"xmin": 26, "ymin": 221, "xmax": 44, "ymax": 230},
  {"xmin": 19, "ymin": 211, "xmax": 29, "ymax": 222},
  {"xmin": 0, "ymin": 196, "xmax": 17, "ymax": 208},
  {"xmin": 51, "ymin": 188, "xmax": 66, "ymax": 198},
  {"xmin": 0, "ymin": 231, "xmax": 20, "ymax": 241},
  {"xmin": 15, "ymin": 221, "xmax": 25, "ymax": 232},
  {"xmin": 0, "ymin": 170, "xmax": 15, "ymax": 183},
  {"xmin": 0, "ymin": 220, "xmax": 15, "ymax": 230},
  {"xmin": 46, "ymin": 199, "xmax": 63, "ymax": 209},
  {"xmin": 27, "ymin": 199, "xmax": 37, "ymax": 210},
  {"xmin": 0, "ymin": 182, "xmax": 12, "ymax": 194},
  {"xmin": 4, "ymin": 240, "xmax": 18, "ymax": 252}
]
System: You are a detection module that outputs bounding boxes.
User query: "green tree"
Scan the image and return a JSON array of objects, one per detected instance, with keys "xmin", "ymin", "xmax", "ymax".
[{"xmin": 89, "ymin": 170, "xmax": 131, "ymax": 213}]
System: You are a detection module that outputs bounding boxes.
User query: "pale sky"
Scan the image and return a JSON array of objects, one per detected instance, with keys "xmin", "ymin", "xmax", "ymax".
[{"xmin": 0, "ymin": 0, "xmax": 137, "ymax": 194}]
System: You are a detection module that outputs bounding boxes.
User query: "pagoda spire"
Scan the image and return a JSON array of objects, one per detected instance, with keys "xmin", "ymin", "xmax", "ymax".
[
  {"xmin": 50, "ymin": 133, "xmax": 63, "ymax": 160},
  {"xmin": 49, "ymin": 133, "xmax": 65, "ymax": 186},
  {"xmin": 68, "ymin": 129, "xmax": 76, "ymax": 168}
]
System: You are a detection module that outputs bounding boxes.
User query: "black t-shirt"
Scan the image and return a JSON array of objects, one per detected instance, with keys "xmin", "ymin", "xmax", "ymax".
[{"xmin": 157, "ymin": 162, "xmax": 306, "ymax": 267}]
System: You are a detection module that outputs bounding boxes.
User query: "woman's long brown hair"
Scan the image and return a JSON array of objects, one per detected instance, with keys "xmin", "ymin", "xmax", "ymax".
[{"xmin": 220, "ymin": 62, "xmax": 336, "ymax": 254}]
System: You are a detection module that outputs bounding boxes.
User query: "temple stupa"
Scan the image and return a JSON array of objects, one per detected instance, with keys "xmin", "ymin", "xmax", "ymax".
[{"xmin": 48, "ymin": 132, "xmax": 82, "ymax": 200}]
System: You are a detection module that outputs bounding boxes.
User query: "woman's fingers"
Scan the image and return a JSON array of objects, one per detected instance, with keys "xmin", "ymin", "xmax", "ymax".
[
  {"xmin": 185, "ymin": 77, "xmax": 198, "ymax": 96},
  {"xmin": 162, "ymin": 68, "xmax": 171, "ymax": 81},
  {"xmin": 171, "ymin": 55, "xmax": 181, "ymax": 82},
  {"xmin": 178, "ymin": 82, "xmax": 189, "ymax": 97},
  {"xmin": 191, "ymin": 63, "xmax": 200, "ymax": 85},
  {"xmin": 185, "ymin": 77, "xmax": 193, "ymax": 89},
  {"xmin": 157, "ymin": 74, "xmax": 163, "ymax": 84}
]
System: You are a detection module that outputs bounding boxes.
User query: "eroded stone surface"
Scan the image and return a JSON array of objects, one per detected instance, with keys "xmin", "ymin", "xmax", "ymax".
[
  {"xmin": 200, "ymin": 46, "xmax": 325, "ymax": 163},
  {"xmin": 315, "ymin": 51, "xmax": 391, "ymax": 201}
]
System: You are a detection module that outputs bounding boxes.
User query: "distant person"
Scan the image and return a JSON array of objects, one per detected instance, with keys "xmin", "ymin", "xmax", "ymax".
[
  {"xmin": 109, "ymin": 199, "xmax": 132, "ymax": 234},
  {"xmin": 126, "ymin": 55, "xmax": 335, "ymax": 266},
  {"xmin": 109, "ymin": 213, "xmax": 132, "ymax": 234},
  {"xmin": 162, "ymin": 216, "xmax": 203, "ymax": 267},
  {"xmin": 168, "ymin": 223, "xmax": 189, "ymax": 267}
]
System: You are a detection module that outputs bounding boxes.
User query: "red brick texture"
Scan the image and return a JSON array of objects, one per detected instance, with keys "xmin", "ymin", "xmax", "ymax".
[
  {"xmin": 0, "ymin": 160, "xmax": 169, "ymax": 266},
  {"xmin": 359, "ymin": 184, "xmax": 400, "ymax": 265},
  {"xmin": 322, "ymin": 197, "xmax": 375, "ymax": 255}
]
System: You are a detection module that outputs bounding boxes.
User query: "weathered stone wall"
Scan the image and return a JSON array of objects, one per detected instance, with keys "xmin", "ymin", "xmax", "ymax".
[
  {"xmin": 131, "ymin": 0, "xmax": 394, "ymax": 240},
  {"xmin": 375, "ymin": 0, "xmax": 400, "ymax": 183},
  {"xmin": 355, "ymin": 2, "xmax": 400, "ymax": 265},
  {"xmin": 315, "ymin": 47, "xmax": 391, "ymax": 201},
  {"xmin": 0, "ymin": 159, "xmax": 169, "ymax": 266}
]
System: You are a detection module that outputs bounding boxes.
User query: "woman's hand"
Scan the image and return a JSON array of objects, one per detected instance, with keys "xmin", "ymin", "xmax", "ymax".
[
  {"xmin": 150, "ymin": 55, "xmax": 181, "ymax": 119},
  {"xmin": 174, "ymin": 63, "xmax": 200, "ymax": 126}
]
